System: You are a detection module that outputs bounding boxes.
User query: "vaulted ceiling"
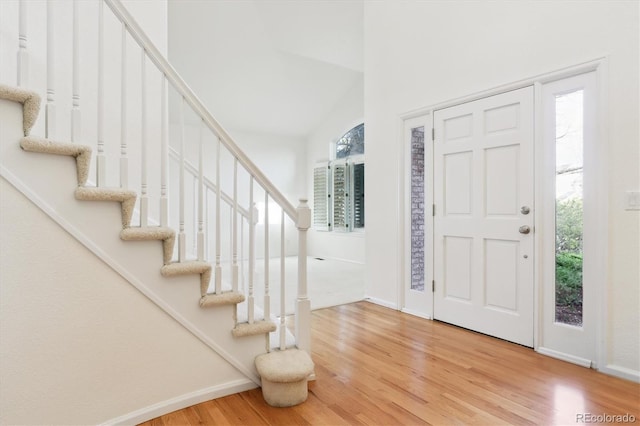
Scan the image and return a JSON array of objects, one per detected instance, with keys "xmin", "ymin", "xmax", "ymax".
[{"xmin": 168, "ymin": 0, "xmax": 363, "ymax": 138}]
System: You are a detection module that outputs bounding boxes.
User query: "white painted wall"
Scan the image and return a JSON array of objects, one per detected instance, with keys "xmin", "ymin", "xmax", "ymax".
[
  {"xmin": 167, "ymin": 0, "xmax": 363, "ymax": 137},
  {"xmin": 364, "ymin": 0, "xmax": 639, "ymax": 377},
  {"xmin": 307, "ymin": 77, "xmax": 365, "ymax": 263},
  {"xmin": 0, "ymin": 178, "xmax": 248, "ymax": 425}
]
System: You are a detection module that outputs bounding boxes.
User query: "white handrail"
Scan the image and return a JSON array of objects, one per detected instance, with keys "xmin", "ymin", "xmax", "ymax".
[{"xmin": 103, "ymin": 0, "xmax": 297, "ymax": 222}]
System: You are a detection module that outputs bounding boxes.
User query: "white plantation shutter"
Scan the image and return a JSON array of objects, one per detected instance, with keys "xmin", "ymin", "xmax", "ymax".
[
  {"xmin": 313, "ymin": 163, "xmax": 331, "ymax": 231},
  {"xmin": 332, "ymin": 162, "xmax": 350, "ymax": 231},
  {"xmin": 352, "ymin": 162, "xmax": 365, "ymax": 229}
]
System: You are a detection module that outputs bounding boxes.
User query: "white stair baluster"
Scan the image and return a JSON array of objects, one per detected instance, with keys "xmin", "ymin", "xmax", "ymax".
[
  {"xmin": 232, "ymin": 158, "xmax": 239, "ymax": 293},
  {"xmin": 46, "ymin": 0, "xmax": 56, "ymax": 139},
  {"xmin": 140, "ymin": 50, "xmax": 148, "ymax": 226},
  {"xmin": 178, "ymin": 97, "xmax": 186, "ymax": 261},
  {"xmin": 71, "ymin": 0, "xmax": 80, "ymax": 143},
  {"xmin": 264, "ymin": 192, "xmax": 270, "ymax": 320},
  {"xmin": 215, "ymin": 137, "xmax": 222, "ymax": 294},
  {"xmin": 160, "ymin": 77, "xmax": 168, "ymax": 227},
  {"xmin": 240, "ymin": 218, "xmax": 245, "ymax": 292},
  {"xmin": 120, "ymin": 23, "xmax": 128, "ymax": 188},
  {"xmin": 17, "ymin": 0, "xmax": 28, "ymax": 87},
  {"xmin": 248, "ymin": 178, "xmax": 255, "ymax": 324},
  {"xmin": 96, "ymin": 0, "xmax": 105, "ymax": 186},
  {"xmin": 229, "ymin": 204, "xmax": 233, "ymax": 283},
  {"xmin": 280, "ymin": 209, "xmax": 286, "ymax": 350},
  {"xmin": 205, "ymin": 190, "xmax": 211, "ymax": 260},
  {"xmin": 197, "ymin": 120, "xmax": 204, "ymax": 261},
  {"xmin": 192, "ymin": 177, "xmax": 197, "ymax": 255}
]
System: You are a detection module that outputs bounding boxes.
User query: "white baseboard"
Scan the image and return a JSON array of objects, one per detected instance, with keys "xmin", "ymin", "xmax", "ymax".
[
  {"xmin": 401, "ymin": 307, "xmax": 432, "ymax": 320},
  {"xmin": 101, "ymin": 378, "xmax": 257, "ymax": 425},
  {"xmin": 598, "ymin": 364, "xmax": 640, "ymax": 383},
  {"xmin": 537, "ymin": 346, "xmax": 592, "ymax": 368},
  {"xmin": 537, "ymin": 347, "xmax": 640, "ymax": 383},
  {"xmin": 365, "ymin": 296, "xmax": 397, "ymax": 310}
]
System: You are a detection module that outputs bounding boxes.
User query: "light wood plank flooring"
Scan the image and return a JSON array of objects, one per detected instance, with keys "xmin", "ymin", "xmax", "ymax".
[{"xmin": 142, "ymin": 301, "xmax": 640, "ymax": 425}]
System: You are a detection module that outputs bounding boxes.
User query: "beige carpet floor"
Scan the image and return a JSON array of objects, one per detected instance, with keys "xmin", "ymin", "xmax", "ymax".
[{"xmin": 221, "ymin": 257, "xmax": 365, "ymax": 318}]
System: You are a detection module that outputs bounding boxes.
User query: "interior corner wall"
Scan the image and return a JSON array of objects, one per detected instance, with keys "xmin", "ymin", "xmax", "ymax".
[
  {"xmin": 307, "ymin": 77, "xmax": 365, "ymax": 263},
  {"xmin": 364, "ymin": 1, "xmax": 639, "ymax": 375},
  {"xmin": 0, "ymin": 178, "xmax": 246, "ymax": 425}
]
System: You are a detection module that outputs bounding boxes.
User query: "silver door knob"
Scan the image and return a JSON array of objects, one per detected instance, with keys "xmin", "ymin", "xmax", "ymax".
[
  {"xmin": 519, "ymin": 225, "xmax": 531, "ymax": 234},
  {"xmin": 521, "ymin": 206, "xmax": 531, "ymax": 215}
]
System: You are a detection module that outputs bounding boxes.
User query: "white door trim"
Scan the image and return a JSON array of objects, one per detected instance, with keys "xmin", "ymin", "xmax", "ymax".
[{"xmin": 398, "ymin": 57, "xmax": 609, "ymax": 373}]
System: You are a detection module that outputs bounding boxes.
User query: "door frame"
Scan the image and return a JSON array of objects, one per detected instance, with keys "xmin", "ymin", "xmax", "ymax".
[{"xmin": 398, "ymin": 57, "xmax": 609, "ymax": 370}]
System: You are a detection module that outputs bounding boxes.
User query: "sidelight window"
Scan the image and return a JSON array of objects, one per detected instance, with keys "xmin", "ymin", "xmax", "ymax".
[{"xmin": 554, "ymin": 90, "xmax": 584, "ymax": 326}]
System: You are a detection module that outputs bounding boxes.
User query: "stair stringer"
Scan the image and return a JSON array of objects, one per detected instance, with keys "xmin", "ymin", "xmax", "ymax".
[{"xmin": 0, "ymin": 97, "xmax": 266, "ymax": 385}]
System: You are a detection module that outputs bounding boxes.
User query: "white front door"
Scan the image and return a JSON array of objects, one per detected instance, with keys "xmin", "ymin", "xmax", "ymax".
[{"xmin": 433, "ymin": 87, "xmax": 535, "ymax": 347}]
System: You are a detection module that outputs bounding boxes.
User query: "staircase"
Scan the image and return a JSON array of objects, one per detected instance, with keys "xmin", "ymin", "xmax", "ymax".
[{"xmin": 0, "ymin": 0, "xmax": 312, "ymax": 418}]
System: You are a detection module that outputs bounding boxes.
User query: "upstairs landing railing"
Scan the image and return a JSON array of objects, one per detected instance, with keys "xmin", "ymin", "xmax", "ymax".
[{"xmin": 10, "ymin": 0, "xmax": 311, "ymax": 354}]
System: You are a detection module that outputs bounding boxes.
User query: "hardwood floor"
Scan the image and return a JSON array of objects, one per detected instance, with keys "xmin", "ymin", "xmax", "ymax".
[{"xmin": 141, "ymin": 302, "xmax": 640, "ymax": 425}]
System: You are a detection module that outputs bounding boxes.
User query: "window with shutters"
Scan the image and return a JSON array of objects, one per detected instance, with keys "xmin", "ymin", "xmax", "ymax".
[{"xmin": 313, "ymin": 123, "xmax": 365, "ymax": 232}]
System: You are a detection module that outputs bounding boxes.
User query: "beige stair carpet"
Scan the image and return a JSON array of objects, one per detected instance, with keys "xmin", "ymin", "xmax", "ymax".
[
  {"xmin": 121, "ymin": 227, "xmax": 175, "ymax": 265},
  {"xmin": 20, "ymin": 136, "xmax": 92, "ymax": 186},
  {"xmin": 161, "ymin": 261, "xmax": 212, "ymax": 296},
  {"xmin": 0, "ymin": 84, "xmax": 40, "ymax": 136},
  {"xmin": 75, "ymin": 187, "xmax": 137, "ymax": 228},
  {"xmin": 255, "ymin": 348, "xmax": 314, "ymax": 407},
  {"xmin": 232, "ymin": 320, "xmax": 277, "ymax": 338}
]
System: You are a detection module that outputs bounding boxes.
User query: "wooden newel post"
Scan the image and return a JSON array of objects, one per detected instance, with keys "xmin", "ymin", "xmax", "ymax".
[{"xmin": 296, "ymin": 198, "xmax": 311, "ymax": 355}]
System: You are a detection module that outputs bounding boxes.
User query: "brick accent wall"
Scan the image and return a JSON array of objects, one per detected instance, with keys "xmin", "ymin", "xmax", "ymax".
[{"xmin": 411, "ymin": 127, "xmax": 425, "ymax": 291}]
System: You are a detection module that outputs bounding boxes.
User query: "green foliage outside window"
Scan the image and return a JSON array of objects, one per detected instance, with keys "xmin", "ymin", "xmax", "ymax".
[{"xmin": 555, "ymin": 197, "xmax": 583, "ymax": 325}]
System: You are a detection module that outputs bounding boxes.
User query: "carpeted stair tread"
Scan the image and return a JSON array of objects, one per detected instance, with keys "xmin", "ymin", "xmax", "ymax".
[
  {"xmin": 256, "ymin": 349, "xmax": 314, "ymax": 382},
  {"xmin": 0, "ymin": 83, "xmax": 41, "ymax": 136},
  {"xmin": 75, "ymin": 187, "xmax": 137, "ymax": 228},
  {"xmin": 120, "ymin": 226, "xmax": 175, "ymax": 240},
  {"xmin": 232, "ymin": 320, "xmax": 277, "ymax": 338},
  {"xmin": 121, "ymin": 227, "xmax": 176, "ymax": 265},
  {"xmin": 161, "ymin": 261, "xmax": 212, "ymax": 296},
  {"xmin": 200, "ymin": 291, "xmax": 245, "ymax": 307},
  {"xmin": 161, "ymin": 260, "xmax": 211, "ymax": 276},
  {"xmin": 255, "ymin": 348, "xmax": 315, "ymax": 407},
  {"xmin": 21, "ymin": 136, "xmax": 92, "ymax": 186}
]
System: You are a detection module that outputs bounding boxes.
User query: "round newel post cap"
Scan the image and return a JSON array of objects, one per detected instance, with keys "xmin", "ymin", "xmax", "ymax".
[{"xmin": 296, "ymin": 198, "xmax": 311, "ymax": 230}]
